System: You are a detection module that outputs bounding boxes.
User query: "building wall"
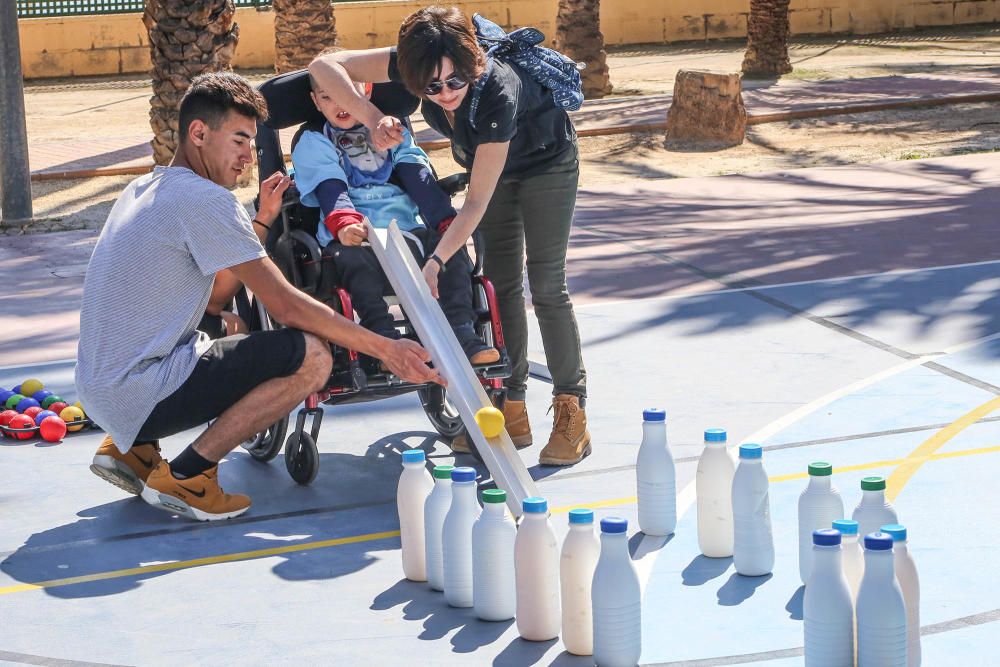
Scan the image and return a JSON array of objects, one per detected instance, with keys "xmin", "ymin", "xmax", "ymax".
[{"xmin": 18, "ymin": 0, "xmax": 1000, "ymax": 79}]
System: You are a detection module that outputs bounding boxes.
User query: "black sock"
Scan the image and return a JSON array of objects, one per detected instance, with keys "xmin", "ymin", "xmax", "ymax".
[{"xmin": 170, "ymin": 446, "xmax": 215, "ymax": 479}]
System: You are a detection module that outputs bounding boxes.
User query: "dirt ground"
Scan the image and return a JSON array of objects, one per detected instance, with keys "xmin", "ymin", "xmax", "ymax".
[{"xmin": 20, "ymin": 25, "xmax": 1000, "ymax": 228}]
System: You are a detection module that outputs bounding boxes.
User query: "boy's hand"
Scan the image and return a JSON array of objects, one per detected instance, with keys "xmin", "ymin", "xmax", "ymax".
[
  {"xmin": 371, "ymin": 116, "xmax": 405, "ymax": 151},
  {"xmin": 257, "ymin": 171, "xmax": 292, "ymax": 224},
  {"xmin": 422, "ymin": 261, "xmax": 440, "ymax": 299},
  {"xmin": 337, "ymin": 223, "xmax": 368, "ymax": 246}
]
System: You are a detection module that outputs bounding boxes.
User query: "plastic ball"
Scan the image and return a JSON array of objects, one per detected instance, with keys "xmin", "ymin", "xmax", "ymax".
[
  {"xmin": 34, "ymin": 409, "xmax": 58, "ymax": 427},
  {"xmin": 16, "ymin": 397, "xmax": 41, "ymax": 414},
  {"xmin": 23, "ymin": 406, "xmax": 43, "ymax": 421},
  {"xmin": 41, "ymin": 395, "xmax": 64, "ymax": 409},
  {"xmin": 73, "ymin": 401, "xmax": 86, "ymax": 415},
  {"xmin": 0, "ymin": 389, "xmax": 14, "ymax": 406},
  {"xmin": 474, "ymin": 406, "xmax": 505, "ymax": 439},
  {"xmin": 39, "ymin": 416, "xmax": 67, "ymax": 443},
  {"xmin": 48, "ymin": 401, "xmax": 69, "ymax": 416},
  {"xmin": 60, "ymin": 406, "xmax": 86, "ymax": 432},
  {"xmin": 7, "ymin": 414, "xmax": 35, "ymax": 440},
  {"xmin": 12, "ymin": 384, "xmax": 21, "ymax": 394},
  {"xmin": 32, "ymin": 389, "xmax": 53, "ymax": 403},
  {"xmin": 19, "ymin": 379, "xmax": 44, "ymax": 398},
  {"xmin": 5, "ymin": 394, "xmax": 24, "ymax": 411},
  {"xmin": 0, "ymin": 409, "xmax": 19, "ymax": 435}
]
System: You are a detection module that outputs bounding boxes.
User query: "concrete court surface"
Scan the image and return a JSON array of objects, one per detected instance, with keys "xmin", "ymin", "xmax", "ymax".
[{"xmin": 2, "ymin": 153, "xmax": 1000, "ymax": 664}]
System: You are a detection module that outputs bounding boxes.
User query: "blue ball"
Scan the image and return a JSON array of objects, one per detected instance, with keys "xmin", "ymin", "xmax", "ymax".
[
  {"xmin": 16, "ymin": 397, "xmax": 40, "ymax": 413},
  {"xmin": 0, "ymin": 390, "xmax": 14, "ymax": 406},
  {"xmin": 12, "ymin": 384, "xmax": 21, "ymax": 394},
  {"xmin": 34, "ymin": 410, "xmax": 58, "ymax": 426},
  {"xmin": 32, "ymin": 390, "xmax": 53, "ymax": 403}
]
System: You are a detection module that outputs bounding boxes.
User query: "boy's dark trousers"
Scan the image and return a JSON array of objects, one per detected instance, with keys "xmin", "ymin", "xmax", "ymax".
[{"xmin": 321, "ymin": 227, "xmax": 478, "ymax": 346}]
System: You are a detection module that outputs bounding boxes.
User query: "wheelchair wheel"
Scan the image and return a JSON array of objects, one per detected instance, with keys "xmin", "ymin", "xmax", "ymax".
[
  {"xmin": 418, "ymin": 384, "xmax": 465, "ymax": 439},
  {"xmin": 285, "ymin": 430, "xmax": 319, "ymax": 485},
  {"xmin": 241, "ymin": 415, "xmax": 288, "ymax": 462}
]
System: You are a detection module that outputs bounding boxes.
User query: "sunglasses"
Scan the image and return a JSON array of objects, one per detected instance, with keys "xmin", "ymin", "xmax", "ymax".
[{"xmin": 423, "ymin": 74, "xmax": 469, "ymax": 97}]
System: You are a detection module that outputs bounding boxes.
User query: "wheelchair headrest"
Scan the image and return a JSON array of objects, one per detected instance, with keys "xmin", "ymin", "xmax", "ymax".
[{"xmin": 258, "ymin": 69, "xmax": 420, "ymax": 131}]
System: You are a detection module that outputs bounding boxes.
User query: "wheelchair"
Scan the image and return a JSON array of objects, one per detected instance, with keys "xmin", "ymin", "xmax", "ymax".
[{"xmin": 236, "ymin": 69, "xmax": 511, "ymax": 485}]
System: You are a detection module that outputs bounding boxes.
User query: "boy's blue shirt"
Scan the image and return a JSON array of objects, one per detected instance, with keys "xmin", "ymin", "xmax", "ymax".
[{"xmin": 292, "ymin": 124, "xmax": 431, "ymax": 247}]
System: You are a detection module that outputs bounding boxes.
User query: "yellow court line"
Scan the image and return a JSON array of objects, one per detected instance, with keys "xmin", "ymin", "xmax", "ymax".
[
  {"xmin": 3, "ymin": 426, "xmax": 999, "ymax": 597},
  {"xmin": 886, "ymin": 395, "xmax": 1000, "ymax": 501}
]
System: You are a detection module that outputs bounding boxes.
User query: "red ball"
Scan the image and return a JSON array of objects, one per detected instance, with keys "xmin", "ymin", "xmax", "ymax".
[
  {"xmin": 48, "ymin": 401, "xmax": 69, "ymax": 416},
  {"xmin": 8, "ymin": 414, "xmax": 35, "ymax": 440},
  {"xmin": 39, "ymin": 416, "xmax": 67, "ymax": 443},
  {"xmin": 23, "ymin": 406, "xmax": 43, "ymax": 420},
  {"xmin": 0, "ymin": 409, "xmax": 18, "ymax": 437}
]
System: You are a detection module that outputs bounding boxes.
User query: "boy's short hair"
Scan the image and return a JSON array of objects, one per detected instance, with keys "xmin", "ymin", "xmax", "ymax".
[
  {"xmin": 396, "ymin": 6, "xmax": 485, "ymax": 97},
  {"xmin": 178, "ymin": 72, "xmax": 268, "ymax": 143}
]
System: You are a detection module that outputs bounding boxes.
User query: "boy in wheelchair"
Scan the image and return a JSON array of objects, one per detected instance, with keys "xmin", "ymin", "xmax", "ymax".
[{"xmin": 291, "ymin": 73, "xmax": 499, "ymax": 367}]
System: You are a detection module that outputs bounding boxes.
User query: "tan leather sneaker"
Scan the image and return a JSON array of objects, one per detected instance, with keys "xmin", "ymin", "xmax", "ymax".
[
  {"xmin": 451, "ymin": 398, "xmax": 533, "ymax": 453},
  {"xmin": 538, "ymin": 395, "xmax": 592, "ymax": 466},
  {"xmin": 90, "ymin": 436, "xmax": 162, "ymax": 495},
  {"xmin": 141, "ymin": 461, "xmax": 251, "ymax": 521}
]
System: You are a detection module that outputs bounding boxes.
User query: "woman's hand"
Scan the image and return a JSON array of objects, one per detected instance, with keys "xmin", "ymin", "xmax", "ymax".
[
  {"xmin": 337, "ymin": 223, "xmax": 368, "ymax": 246},
  {"xmin": 371, "ymin": 116, "xmax": 405, "ymax": 150},
  {"xmin": 422, "ymin": 260, "xmax": 441, "ymax": 299}
]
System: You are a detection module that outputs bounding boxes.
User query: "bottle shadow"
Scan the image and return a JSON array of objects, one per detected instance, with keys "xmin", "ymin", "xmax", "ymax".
[
  {"xmin": 786, "ymin": 584, "xmax": 805, "ymax": 620},
  {"xmin": 717, "ymin": 571, "xmax": 773, "ymax": 606},
  {"xmin": 681, "ymin": 554, "xmax": 733, "ymax": 586}
]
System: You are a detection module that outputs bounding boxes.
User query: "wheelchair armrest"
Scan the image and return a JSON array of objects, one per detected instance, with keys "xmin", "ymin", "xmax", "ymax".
[{"xmin": 437, "ymin": 173, "xmax": 469, "ymax": 196}]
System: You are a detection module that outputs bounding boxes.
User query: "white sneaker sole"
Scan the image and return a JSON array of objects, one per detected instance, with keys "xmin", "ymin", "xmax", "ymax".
[
  {"xmin": 91, "ymin": 455, "xmax": 143, "ymax": 496},
  {"xmin": 140, "ymin": 485, "xmax": 250, "ymax": 522}
]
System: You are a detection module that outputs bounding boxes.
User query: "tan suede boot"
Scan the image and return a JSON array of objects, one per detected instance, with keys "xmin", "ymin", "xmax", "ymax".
[
  {"xmin": 451, "ymin": 398, "xmax": 533, "ymax": 453},
  {"xmin": 538, "ymin": 395, "xmax": 592, "ymax": 466}
]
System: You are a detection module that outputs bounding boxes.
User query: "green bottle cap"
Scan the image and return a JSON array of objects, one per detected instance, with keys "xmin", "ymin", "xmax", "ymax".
[
  {"xmin": 808, "ymin": 462, "xmax": 833, "ymax": 476},
  {"xmin": 432, "ymin": 465, "xmax": 455, "ymax": 480},
  {"xmin": 482, "ymin": 489, "xmax": 507, "ymax": 504},
  {"xmin": 860, "ymin": 476, "xmax": 886, "ymax": 491}
]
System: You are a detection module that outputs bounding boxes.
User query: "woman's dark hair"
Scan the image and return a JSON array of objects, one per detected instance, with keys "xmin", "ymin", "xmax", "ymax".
[
  {"xmin": 178, "ymin": 71, "xmax": 268, "ymax": 143},
  {"xmin": 397, "ymin": 6, "xmax": 485, "ymax": 97}
]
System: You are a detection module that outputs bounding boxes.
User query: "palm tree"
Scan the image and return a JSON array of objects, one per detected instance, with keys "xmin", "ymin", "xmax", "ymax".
[
  {"xmin": 742, "ymin": 0, "xmax": 792, "ymax": 77},
  {"xmin": 143, "ymin": 0, "xmax": 240, "ymax": 165},
  {"xmin": 555, "ymin": 0, "xmax": 612, "ymax": 98},
  {"xmin": 273, "ymin": 0, "xmax": 337, "ymax": 75}
]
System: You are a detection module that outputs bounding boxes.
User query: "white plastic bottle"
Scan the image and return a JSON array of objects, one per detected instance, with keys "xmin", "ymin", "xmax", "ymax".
[
  {"xmin": 696, "ymin": 427, "xmax": 735, "ymax": 558},
  {"xmin": 424, "ymin": 464, "xmax": 454, "ymax": 592},
  {"xmin": 803, "ymin": 529, "xmax": 854, "ymax": 667},
  {"xmin": 471, "ymin": 489, "xmax": 517, "ymax": 621},
  {"xmin": 442, "ymin": 466, "xmax": 480, "ymax": 608},
  {"xmin": 852, "ymin": 476, "xmax": 898, "ymax": 538},
  {"xmin": 636, "ymin": 408, "xmax": 676, "ymax": 536},
  {"xmin": 882, "ymin": 524, "xmax": 920, "ymax": 667},
  {"xmin": 560, "ymin": 508, "xmax": 601, "ymax": 656},
  {"xmin": 798, "ymin": 462, "xmax": 844, "ymax": 584},
  {"xmin": 857, "ymin": 532, "xmax": 907, "ymax": 667},
  {"xmin": 731, "ymin": 443, "xmax": 774, "ymax": 576},
  {"xmin": 592, "ymin": 517, "xmax": 641, "ymax": 667},
  {"xmin": 397, "ymin": 449, "xmax": 433, "ymax": 582},
  {"xmin": 514, "ymin": 497, "xmax": 561, "ymax": 641},
  {"xmin": 832, "ymin": 519, "xmax": 863, "ymax": 600}
]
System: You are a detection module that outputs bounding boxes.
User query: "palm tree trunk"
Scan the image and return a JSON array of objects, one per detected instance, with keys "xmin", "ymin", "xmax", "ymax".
[
  {"xmin": 742, "ymin": 0, "xmax": 792, "ymax": 78},
  {"xmin": 273, "ymin": 0, "xmax": 337, "ymax": 75},
  {"xmin": 144, "ymin": 0, "xmax": 239, "ymax": 165},
  {"xmin": 555, "ymin": 0, "xmax": 612, "ymax": 99}
]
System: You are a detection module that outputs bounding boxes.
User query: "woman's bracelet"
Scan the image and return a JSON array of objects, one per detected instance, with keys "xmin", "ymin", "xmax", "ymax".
[{"xmin": 252, "ymin": 218, "xmax": 271, "ymax": 231}]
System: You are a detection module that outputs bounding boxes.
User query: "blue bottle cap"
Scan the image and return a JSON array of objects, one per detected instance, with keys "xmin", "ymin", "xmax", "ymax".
[
  {"xmin": 568, "ymin": 508, "xmax": 594, "ymax": 524},
  {"xmin": 704, "ymin": 428, "xmax": 727, "ymax": 442},
  {"xmin": 832, "ymin": 519, "xmax": 858, "ymax": 535},
  {"xmin": 739, "ymin": 443, "xmax": 763, "ymax": 459},
  {"xmin": 642, "ymin": 408, "xmax": 666, "ymax": 422},
  {"xmin": 522, "ymin": 497, "xmax": 548, "ymax": 513},
  {"xmin": 401, "ymin": 449, "xmax": 425, "ymax": 464},
  {"xmin": 813, "ymin": 528, "xmax": 842, "ymax": 546},
  {"xmin": 864, "ymin": 532, "xmax": 894, "ymax": 551},
  {"xmin": 600, "ymin": 517, "xmax": 628, "ymax": 533},
  {"xmin": 451, "ymin": 466, "xmax": 476, "ymax": 482},
  {"xmin": 881, "ymin": 524, "xmax": 907, "ymax": 542}
]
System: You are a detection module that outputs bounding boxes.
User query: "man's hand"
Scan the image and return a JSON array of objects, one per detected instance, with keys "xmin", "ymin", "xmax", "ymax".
[
  {"xmin": 380, "ymin": 338, "xmax": 445, "ymax": 386},
  {"xmin": 337, "ymin": 223, "xmax": 368, "ymax": 246},
  {"xmin": 257, "ymin": 171, "xmax": 293, "ymax": 224},
  {"xmin": 422, "ymin": 261, "xmax": 441, "ymax": 299},
  {"xmin": 370, "ymin": 115, "xmax": 405, "ymax": 151}
]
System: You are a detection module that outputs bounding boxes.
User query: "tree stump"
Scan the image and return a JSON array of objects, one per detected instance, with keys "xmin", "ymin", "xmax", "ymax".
[{"xmin": 665, "ymin": 70, "xmax": 747, "ymax": 150}]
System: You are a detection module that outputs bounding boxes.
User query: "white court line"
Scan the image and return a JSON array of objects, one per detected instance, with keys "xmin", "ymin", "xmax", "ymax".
[
  {"xmin": 0, "ymin": 357, "xmax": 76, "ymax": 373},
  {"xmin": 633, "ymin": 329, "xmax": 1000, "ymax": 592},
  {"xmin": 574, "ymin": 257, "xmax": 1000, "ymax": 311}
]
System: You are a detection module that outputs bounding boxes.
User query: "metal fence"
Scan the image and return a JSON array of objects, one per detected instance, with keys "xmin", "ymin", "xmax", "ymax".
[{"xmin": 16, "ymin": 1, "xmax": 273, "ymax": 18}]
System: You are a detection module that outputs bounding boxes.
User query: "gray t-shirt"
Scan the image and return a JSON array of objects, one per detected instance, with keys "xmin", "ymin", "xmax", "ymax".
[{"xmin": 76, "ymin": 166, "xmax": 266, "ymax": 452}]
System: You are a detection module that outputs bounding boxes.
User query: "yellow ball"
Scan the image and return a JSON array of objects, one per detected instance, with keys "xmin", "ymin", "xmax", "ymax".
[
  {"xmin": 60, "ymin": 405, "xmax": 86, "ymax": 432},
  {"xmin": 73, "ymin": 401, "xmax": 86, "ymax": 418},
  {"xmin": 20, "ymin": 378, "xmax": 44, "ymax": 397},
  {"xmin": 474, "ymin": 407, "xmax": 505, "ymax": 439}
]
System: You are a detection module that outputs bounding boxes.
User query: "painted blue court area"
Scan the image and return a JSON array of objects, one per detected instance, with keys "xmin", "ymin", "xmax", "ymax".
[{"xmin": 2, "ymin": 245, "xmax": 1000, "ymax": 663}]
